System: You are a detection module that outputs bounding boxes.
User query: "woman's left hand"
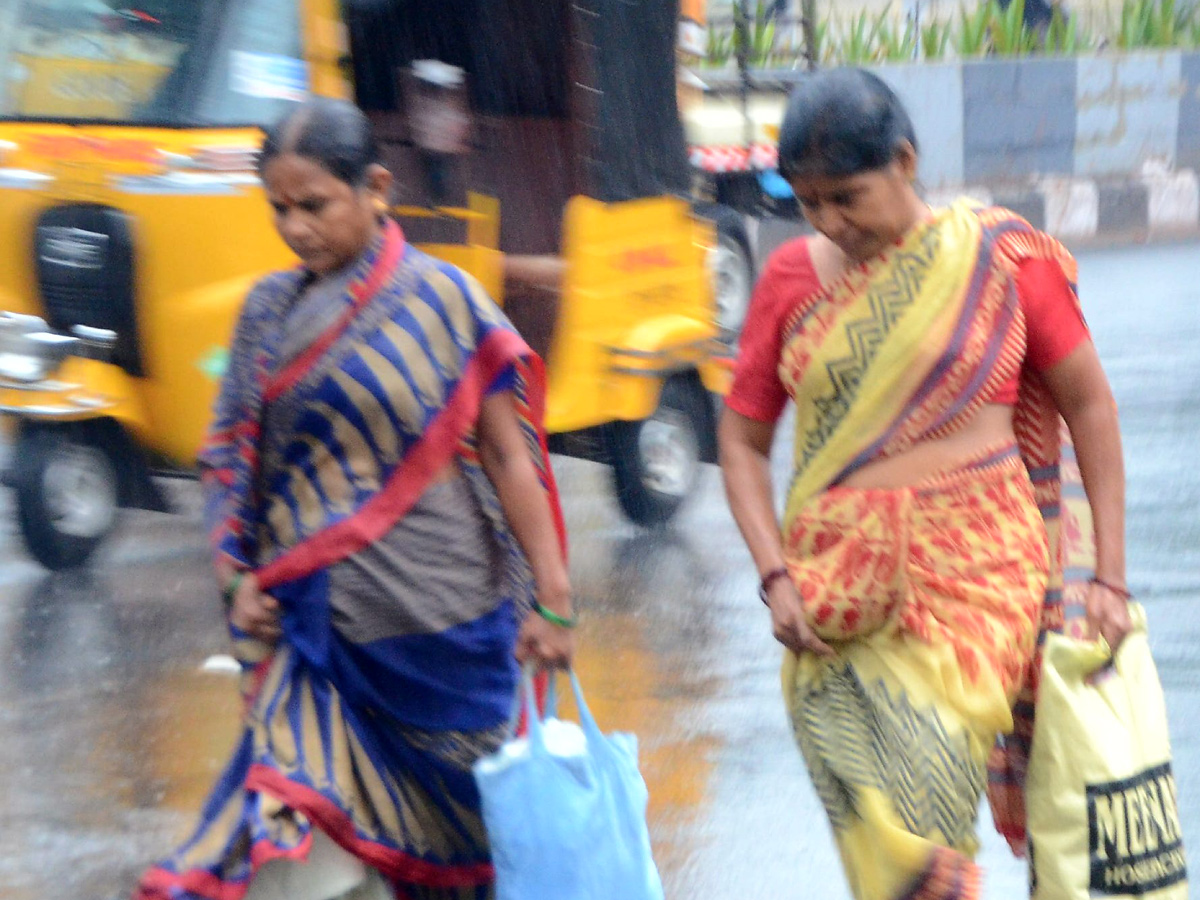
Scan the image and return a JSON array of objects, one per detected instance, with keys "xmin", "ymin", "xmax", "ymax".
[
  {"xmin": 516, "ymin": 605, "xmax": 575, "ymax": 670},
  {"xmin": 1086, "ymin": 579, "xmax": 1133, "ymax": 652}
]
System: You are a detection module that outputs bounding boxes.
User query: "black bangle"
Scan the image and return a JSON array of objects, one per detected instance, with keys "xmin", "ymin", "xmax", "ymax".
[
  {"xmin": 758, "ymin": 566, "xmax": 790, "ymax": 606},
  {"xmin": 533, "ymin": 601, "xmax": 577, "ymax": 629},
  {"xmin": 1090, "ymin": 577, "xmax": 1132, "ymax": 600}
]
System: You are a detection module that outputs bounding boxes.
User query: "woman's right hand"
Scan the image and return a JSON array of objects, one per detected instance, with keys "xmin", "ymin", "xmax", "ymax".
[
  {"xmin": 226, "ymin": 573, "xmax": 282, "ymax": 645},
  {"xmin": 766, "ymin": 577, "xmax": 836, "ymax": 658}
]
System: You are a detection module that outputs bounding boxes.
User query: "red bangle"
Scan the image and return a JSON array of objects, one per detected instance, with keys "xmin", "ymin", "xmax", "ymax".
[
  {"xmin": 1090, "ymin": 576, "xmax": 1132, "ymax": 600},
  {"xmin": 758, "ymin": 566, "xmax": 790, "ymax": 606}
]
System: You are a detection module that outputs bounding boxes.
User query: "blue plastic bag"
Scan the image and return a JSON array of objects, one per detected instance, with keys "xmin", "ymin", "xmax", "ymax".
[{"xmin": 473, "ymin": 670, "xmax": 665, "ymax": 900}]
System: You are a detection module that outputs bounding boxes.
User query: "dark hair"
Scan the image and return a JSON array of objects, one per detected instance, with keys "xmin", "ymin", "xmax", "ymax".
[
  {"xmin": 777, "ymin": 68, "xmax": 917, "ymax": 181},
  {"xmin": 258, "ymin": 97, "xmax": 382, "ymax": 186}
]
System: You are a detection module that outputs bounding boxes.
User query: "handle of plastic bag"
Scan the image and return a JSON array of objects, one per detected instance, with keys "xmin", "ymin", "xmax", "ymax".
[
  {"xmin": 1045, "ymin": 630, "xmax": 1111, "ymax": 680},
  {"xmin": 545, "ymin": 670, "xmax": 560, "ymax": 719},
  {"xmin": 509, "ymin": 665, "xmax": 548, "ymax": 754},
  {"xmin": 1048, "ymin": 603, "xmax": 1149, "ymax": 684},
  {"xmin": 567, "ymin": 670, "xmax": 605, "ymax": 747},
  {"xmin": 511, "ymin": 670, "xmax": 606, "ymax": 757}
]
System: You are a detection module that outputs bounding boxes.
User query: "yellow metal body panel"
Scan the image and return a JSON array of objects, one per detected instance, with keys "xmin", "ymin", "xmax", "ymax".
[
  {"xmin": 404, "ymin": 193, "xmax": 504, "ymax": 302},
  {"xmin": 14, "ymin": 56, "xmax": 170, "ymax": 120},
  {"xmin": 0, "ymin": 120, "xmax": 296, "ymax": 464},
  {"xmin": 0, "ymin": 2, "xmax": 720, "ymax": 470},
  {"xmin": 546, "ymin": 196, "xmax": 719, "ymax": 433},
  {"xmin": 0, "ymin": 0, "xmax": 352, "ymax": 467},
  {"xmin": 0, "ymin": 355, "xmax": 151, "ymax": 431},
  {"xmin": 300, "ymin": 0, "xmax": 353, "ymax": 100}
]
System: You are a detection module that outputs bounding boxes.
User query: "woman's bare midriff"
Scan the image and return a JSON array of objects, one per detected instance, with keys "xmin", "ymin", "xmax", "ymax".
[{"xmin": 838, "ymin": 403, "xmax": 1016, "ymax": 490}]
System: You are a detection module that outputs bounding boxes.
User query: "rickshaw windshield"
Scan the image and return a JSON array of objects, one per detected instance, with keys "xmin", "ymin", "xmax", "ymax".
[{"xmin": 0, "ymin": 0, "xmax": 305, "ymax": 127}]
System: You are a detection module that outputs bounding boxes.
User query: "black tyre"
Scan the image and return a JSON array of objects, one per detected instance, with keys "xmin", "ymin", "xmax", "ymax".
[
  {"xmin": 696, "ymin": 204, "xmax": 755, "ymax": 343},
  {"xmin": 13, "ymin": 425, "xmax": 120, "ymax": 570},
  {"xmin": 606, "ymin": 376, "xmax": 708, "ymax": 527}
]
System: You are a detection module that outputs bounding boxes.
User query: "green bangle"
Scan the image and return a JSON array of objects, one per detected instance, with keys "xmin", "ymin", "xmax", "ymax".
[
  {"xmin": 533, "ymin": 600, "xmax": 577, "ymax": 629},
  {"xmin": 221, "ymin": 571, "xmax": 244, "ymax": 610}
]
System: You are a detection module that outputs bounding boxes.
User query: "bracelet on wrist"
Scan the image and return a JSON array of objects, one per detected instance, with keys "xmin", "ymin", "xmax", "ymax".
[
  {"xmin": 221, "ymin": 571, "xmax": 245, "ymax": 611},
  {"xmin": 1090, "ymin": 576, "xmax": 1132, "ymax": 600},
  {"xmin": 758, "ymin": 566, "xmax": 790, "ymax": 607},
  {"xmin": 533, "ymin": 600, "xmax": 577, "ymax": 629}
]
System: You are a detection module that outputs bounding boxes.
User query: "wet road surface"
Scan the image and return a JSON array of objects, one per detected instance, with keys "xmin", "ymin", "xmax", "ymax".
[{"xmin": 1, "ymin": 240, "xmax": 1198, "ymax": 899}]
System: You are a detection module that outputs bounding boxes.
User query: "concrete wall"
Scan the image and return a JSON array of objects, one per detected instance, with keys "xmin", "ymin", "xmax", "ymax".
[
  {"xmin": 1178, "ymin": 53, "xmax": 1200, "ymax": 173},
  {"xmin": 866, "ymin": 62, "xmax": 965, "ymax": 187},
  {"xmin": 854, "ymin": 51, "xmax": 1200, "ymax": 239},
  {"xmin": 864, "ymin": 51, "xmax": 1197, "ymax": 189},
  {"xmin": 1076, "ymin": 54, "xmax": 1181, "ymax": 177},
  {"xmin": 962, "ymin": 58, "xmax": 1077, "ymax": 183},
  {"xmin": 718, "ymin": 52, "xmax": 1200, "ymax": 240}
]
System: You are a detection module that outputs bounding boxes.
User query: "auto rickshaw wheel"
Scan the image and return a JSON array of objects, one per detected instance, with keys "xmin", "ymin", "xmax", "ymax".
[
  {"xmin": 13, "ymin": 424, "xmax": 120, "ymax": 570},
  {"xmin": 606, "ymin": 376, "xmax": 706, "ymax": 528},
  {"xmin": 697, "ymin": 204, "xmax": 755, "ymax": 343}
]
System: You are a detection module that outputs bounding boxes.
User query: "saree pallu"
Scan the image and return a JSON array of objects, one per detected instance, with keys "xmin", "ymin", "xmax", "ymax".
[
  {"xmin": 775, "ymin": 200, "xmax": 1091, "ymax": 900},
  {"xmin": 138, "ymin": 222, "xmax": 565, "ymax": 900}
]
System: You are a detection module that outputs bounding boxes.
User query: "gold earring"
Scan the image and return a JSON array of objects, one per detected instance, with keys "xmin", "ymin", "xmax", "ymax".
[{"xmin": 373, "ymin": 196, "xmax": 389, "ymax": 215}]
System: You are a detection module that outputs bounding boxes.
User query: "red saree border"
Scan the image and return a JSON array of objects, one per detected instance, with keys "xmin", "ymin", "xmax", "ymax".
[
  {"xmin": 137, "ymin": 866, "xmax": 250, "ymax": 900},
  {"xmin": 255, "ymin": 327, "xmax": 555, "ymax": 590},
  {"xmin": 264, "ymin": 220, "xmax": 406, "ymax": 405},
  {"xmin": 135, "ymin": 760, "xmax": 494, "ymax": 900},
  {"xmin": 897, "ymin": 846, "xmax": 981, "ymax": 900},
  {"xmin": 244, "ymin": 764, "xmax": 496, "ymax": 887}
]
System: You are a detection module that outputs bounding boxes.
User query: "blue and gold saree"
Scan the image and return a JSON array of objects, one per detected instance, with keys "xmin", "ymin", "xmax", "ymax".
[{"xmin": 137, "ymin": 221, "xmax": 564, "ymax": 900}]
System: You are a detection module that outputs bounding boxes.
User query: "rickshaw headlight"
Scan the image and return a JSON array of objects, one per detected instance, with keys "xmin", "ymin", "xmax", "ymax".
[
  {"xmin": 0, "ymin": 317, "xmax": 77, "ymax": 384},
  {"xmin": 0, "ymin": 350, "xmax": 55, "ymax": 383}
]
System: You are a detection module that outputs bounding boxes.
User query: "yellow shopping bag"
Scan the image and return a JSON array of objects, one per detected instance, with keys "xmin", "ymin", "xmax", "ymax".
[{"xmin": 1027, "ymin": 604, "xmax": 1187, "ymax": 899}]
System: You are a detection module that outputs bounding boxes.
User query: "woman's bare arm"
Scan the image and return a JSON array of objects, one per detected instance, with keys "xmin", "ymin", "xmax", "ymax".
[
  {"xmin": 477, "ymin": 388, "xmax": 573, "ymax": 667},
  {"xmin": 719, "ymin": 408, "xmax": 787, "ymax": 575},
  {"xmin": 719, "ymin": 407, "xmax": 834, "ymax": 657},
  {"xmin": 1042, "ymin": 340, "xmax": 1132, "ymax": 648}
]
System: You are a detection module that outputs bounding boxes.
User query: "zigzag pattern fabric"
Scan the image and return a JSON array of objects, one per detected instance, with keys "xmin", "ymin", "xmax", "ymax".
[
  {"xmin": 794, "ymin": 664, "xmax": 984, "ymax": 846},
  {"xmin": 789, "ymin": 224, "xmax": 940, "ymax": 477},
  {"xmin": 774, "ymin": 201, "xmax": 1087, "ymax": 899}
]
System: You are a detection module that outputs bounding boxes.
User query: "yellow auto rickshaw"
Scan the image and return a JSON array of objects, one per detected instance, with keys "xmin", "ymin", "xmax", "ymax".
[{"xmin": 0, "ymin": 0, "xmax": 736, "ymax": 570}]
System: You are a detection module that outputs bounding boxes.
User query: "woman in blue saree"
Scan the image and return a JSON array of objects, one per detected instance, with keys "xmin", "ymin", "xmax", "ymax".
[{"xmin": 137, "ymin": 99, "xmax": 575, "ymax": 900}]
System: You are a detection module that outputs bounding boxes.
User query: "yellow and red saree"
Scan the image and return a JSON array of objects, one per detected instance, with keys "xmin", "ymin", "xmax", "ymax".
[{"xmin": 776, "ymin": 200, "xmax": 1094, "ymax": 900}]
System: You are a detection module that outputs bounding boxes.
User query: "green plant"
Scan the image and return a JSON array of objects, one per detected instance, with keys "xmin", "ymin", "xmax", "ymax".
[
  {"xmin": 1117, "ymin": 0, "xmax": 1186, "ymax": 48},
  {"xmin": 878, "ymin": 15, "xmax": 919, "ymax": 61},
  {"xmin": 957, "ymin": 1, "xmax": 993, "ymax": 56},
  {"xmin": 728, "ymin": 0, "xmax": 780, "ymax": 68},
  {"xmin": 1169, "ymin": 0, "xmax": 1200, "ymax": 46},
  {"xmin": 1043, "ymin": 7, "xmax": 1088, "ymax": 54},
  {"xmin": 920, "ymin": 18, "xmax": 953, "ymax": 60},
  {"xmin": 838, "ymin": 9, "xmax": 887, "ymax": 63},
  {"xmin": 813, "ymin": 17, "xmax": 832, "ymax": 64},
  {"xmin": 749, "ymin": 5, "xmax": 779, "ymax": 66},
  {"xmin": 1121, "ymin": 0, "xmax": 1157, "ymax": 47},
  {"xmin": 705, "ymin": 22, "xmax": 733, "ymax": 68},
  {"xmin": 990, "ymin": 0, "xmax": 1040, "ymax": 56}
]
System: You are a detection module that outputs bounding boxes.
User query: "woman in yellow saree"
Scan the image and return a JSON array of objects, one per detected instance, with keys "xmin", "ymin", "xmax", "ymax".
[{"xmin": 719, "ymin": 68, "xmax": 1133, "ymax": 900}]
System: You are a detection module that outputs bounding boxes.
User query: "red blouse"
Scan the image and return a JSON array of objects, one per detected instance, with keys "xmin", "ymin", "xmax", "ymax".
[{"xmin": 726, "ymin": 238, "xmax": 1090, "ymax": 423}]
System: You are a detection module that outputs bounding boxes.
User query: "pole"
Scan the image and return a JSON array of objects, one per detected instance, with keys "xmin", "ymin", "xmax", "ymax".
[
  {"xmin": 800, "ymin": 0, "xmax": 818, "ymax": 70},
  {"xmin": 733, "ymin": 0, "xmax": 752, "ymax": 148}
]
